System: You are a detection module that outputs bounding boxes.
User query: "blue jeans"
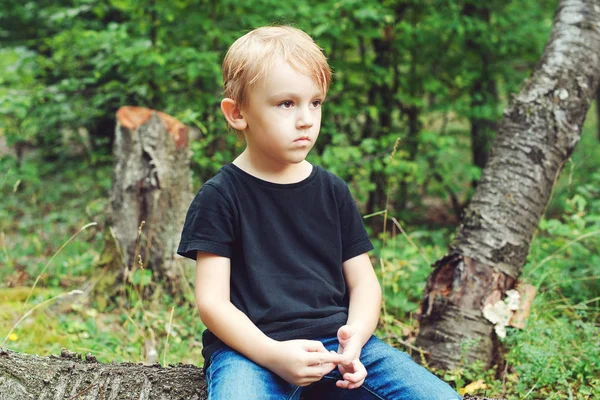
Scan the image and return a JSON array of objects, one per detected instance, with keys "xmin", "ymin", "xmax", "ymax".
[{"xmin": 205, "ymin": 335, "xmax": 462, "ymax": 399}]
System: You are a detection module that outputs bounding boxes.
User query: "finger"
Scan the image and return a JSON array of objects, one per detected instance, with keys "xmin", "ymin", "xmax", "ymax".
[
  {"xmin": 308, "ymin": 362, "xmax": 337, "ymax": 378},
  {"xmin": 318, "ymin": 361, "xmax": 336, "ymax": 370},
  {"xmin": 297, "ymin": 378, "xmax": 317, "ymax": 387},
  {"xmin": 337, "ymin": 325, "xmax": 352, "ymax": 343},
  {"xmin": 336, "ymin": 379, "xmax": 350, "ymax": 389},
  {"xmin": 343, "ymin": 369, "xmax": 367, "ymax": 384},
  {"xmin": 302, "ymin": 362, "xmax": 337, "ymax": 382},
  {"xmin": 347, "ymin": 378, "xmax": 366, "ymax": 390},
  {"xmin": 308, "ymin": 356, "xmax": 331, "ymax": 369},
  {"xmin": 336, "ymin": 373, "xmax": 366, "ymax": 390},
  {"xmin": 342, "ymin": 361, "xmax": 367, "ymax": 384},
  {"xmin": 333, "ymin": 348, "xmax": 346, "ymax": 358},
  {"xmin": 301, "ymin": 340, "xmax": 328, "ymax": 353},
  {"xmin": 347, "ymin": 369, "xmax": 367, "ymax": 390},
  {"xmin": 307, "ymin": 351, "xmax": 343, "ymax": 366},
  {"xmin": 339, "ymin": 349, "xmax": 359, "ymax": 365}
]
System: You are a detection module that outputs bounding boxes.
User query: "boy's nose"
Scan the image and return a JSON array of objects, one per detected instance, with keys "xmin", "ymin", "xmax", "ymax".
[{"xmin": 296, "ymin": 107, "xmax": 313, "ymax": 129}]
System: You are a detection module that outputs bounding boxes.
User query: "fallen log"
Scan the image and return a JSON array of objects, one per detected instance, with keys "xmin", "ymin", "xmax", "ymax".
[
  {"xmin": 0, "ymin": 347, "xmax": 505, "ymax": 399},
  {"xmin": 0, "ymin": 347, "xmax": 206, "ymax": 400}
]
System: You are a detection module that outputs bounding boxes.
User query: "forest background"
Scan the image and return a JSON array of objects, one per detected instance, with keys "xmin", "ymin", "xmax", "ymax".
[{"xmin": 0, "ymin": 0, "xmax": 599, "ymax": 398}]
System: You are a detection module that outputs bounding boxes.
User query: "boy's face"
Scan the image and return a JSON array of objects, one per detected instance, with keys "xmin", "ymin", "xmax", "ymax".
[{"xmin": 240, "ymin": 57, "xmax": 324, "ymax": 166}]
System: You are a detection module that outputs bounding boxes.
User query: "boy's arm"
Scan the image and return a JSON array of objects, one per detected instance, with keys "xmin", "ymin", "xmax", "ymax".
[
  {"xmin": 335, "ymin": 252, "xmax": 382, "ymax": 389},
  {"xmin": 343, "ymin": 252, "xmax": 382, "ymax": 348},
  {"xmin": 194, "ymin": 251, "xmax": 343, "ymax": 386}
]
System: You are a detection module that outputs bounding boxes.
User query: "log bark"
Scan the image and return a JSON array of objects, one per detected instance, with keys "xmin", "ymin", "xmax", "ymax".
[
  {"xmin": 415, "ymin": 0, "xmax": 600, "ymax": 369},
  {"xmin": 94, "ymin": 107, "xmax": 192, "ymax": 307},
  {"xmin": 0, "ymin": 347, "xmax": 206, "ymax": 399}
]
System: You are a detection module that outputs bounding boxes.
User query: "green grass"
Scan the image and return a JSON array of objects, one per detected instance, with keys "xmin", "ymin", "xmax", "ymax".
[
  {"xmin": 0, "ymin": 287, "xmax": 204, "ymax": 365},
  {"xmin": 0, "ymin": 155, "xmax": 204, "ymax": 366}
]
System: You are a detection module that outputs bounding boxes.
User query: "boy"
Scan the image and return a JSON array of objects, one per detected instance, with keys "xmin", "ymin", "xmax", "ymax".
[{"xmin": 178, "ymin": 25, "xmax": 461, "ymax": 399}]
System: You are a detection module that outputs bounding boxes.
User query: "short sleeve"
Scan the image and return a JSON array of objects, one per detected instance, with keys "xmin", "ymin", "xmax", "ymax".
[
  {"xmin": 177, "ymin": 184, "xmax": 235, "ymax": 260},
  {"xmin": 339, "ymin": 184, "xmax": 374, "ymax": 262}
]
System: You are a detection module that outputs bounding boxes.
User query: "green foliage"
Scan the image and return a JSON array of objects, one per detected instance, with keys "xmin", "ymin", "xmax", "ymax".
[
  {"xmin": 0, "ymin": 155, "xmax": 109, "ymax": 286},
  {"xmin": 0, "ymin": 154, "xmax": 204, "ymax": 365},
  {"xmin": 502, "ymin": 309, "xmax": 599, "ymax": 399},
  {"xmin": 373, "ymin": 225, "xmax": 451, "ymax": 315},
  {"xmin": 131, "ymin": 269, "xmax": 153, "ymax": 287},
  {"xmin": 0, "ymin": 0, "xmax": 558, "ymax": 220}
]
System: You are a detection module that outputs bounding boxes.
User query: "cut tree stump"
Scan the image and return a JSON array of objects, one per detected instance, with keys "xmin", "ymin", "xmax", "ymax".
[{"xmin": 94, "ymin": 106, "xmax": 193, "ymax": 307}]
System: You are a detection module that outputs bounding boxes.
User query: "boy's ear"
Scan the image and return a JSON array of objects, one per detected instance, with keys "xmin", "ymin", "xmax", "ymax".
[{"xmin": 220, "ymin": 98, "xmax": 247, "ymax": 131}]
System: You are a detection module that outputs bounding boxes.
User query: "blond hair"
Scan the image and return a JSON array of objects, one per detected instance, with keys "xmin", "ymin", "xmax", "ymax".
[{"xmin": 222, "ymin": 26, "xmax": 331, "ymax": 107}]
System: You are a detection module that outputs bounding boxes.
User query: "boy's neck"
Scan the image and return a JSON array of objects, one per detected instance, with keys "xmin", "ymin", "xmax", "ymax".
[{"xmin": 232, "ymin": 150, "xmax": 313, "ymax": 184}]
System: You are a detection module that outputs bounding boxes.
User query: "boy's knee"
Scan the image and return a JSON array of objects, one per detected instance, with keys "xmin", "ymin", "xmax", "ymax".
[
  {"xmin": 208, "ymin": 349, "xmax": 264, "ymax": 382},
  {"xmin": 207, "ymin": 349, "xmax": 299, "ymax": 400},
  {"xmin": 404, "ymin": 385, "xmax": 462, "ymax": 400},
  {"xmin": 359, "ymin": 337, "xmax": 461, "ymax": 400}
]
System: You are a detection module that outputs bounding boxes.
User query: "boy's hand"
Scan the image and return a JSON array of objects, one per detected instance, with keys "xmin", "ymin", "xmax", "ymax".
[
  {"xmin": 266, "ymin": 339, "xmax": 342, "ymax": 387},
  {"xmin": 336, "ymin": 325, "xmax": 367, "ymax": 389}
]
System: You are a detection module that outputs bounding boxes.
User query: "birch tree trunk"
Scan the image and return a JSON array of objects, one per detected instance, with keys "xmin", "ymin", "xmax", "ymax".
[
  {"xmin": 415, "ymin": 0, "xmax": 600, "ymax": 369},
  {"xmin": 94, "ymin": 107, "xmax": 192, "ymax": 307}
]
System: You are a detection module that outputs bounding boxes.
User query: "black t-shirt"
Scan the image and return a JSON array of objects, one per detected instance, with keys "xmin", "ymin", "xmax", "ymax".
[{"xmin": 177, "ymin": 163, "xmax": 374, "ymax": 364}]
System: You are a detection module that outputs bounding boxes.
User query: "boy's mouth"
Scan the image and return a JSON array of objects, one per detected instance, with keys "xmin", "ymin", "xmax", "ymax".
[{"xmin": 294, "ymin": 136, "xmax": 310, "ymax": 142}]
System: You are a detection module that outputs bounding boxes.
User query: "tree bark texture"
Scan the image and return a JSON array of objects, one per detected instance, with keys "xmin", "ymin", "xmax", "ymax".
[
  {"xmin": 415, "ymin": 0, "xmax": 600, "ymax": 369},
  {"xmin": 95, "ymin": 106, "xmax": 192, "ymax": 306},
  {"xmin": 0, "ymin": 348, "xmax": 206, "ymax": 400}
]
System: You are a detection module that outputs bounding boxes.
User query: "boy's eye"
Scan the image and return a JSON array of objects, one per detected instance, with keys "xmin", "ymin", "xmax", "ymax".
[
  {"xmin": 311, "ymin": 100, "xmax": 322, "ymax": 108},
  {"xmin": 279, "ymin": 101, "xmax": 294, "ymax": 109}
]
